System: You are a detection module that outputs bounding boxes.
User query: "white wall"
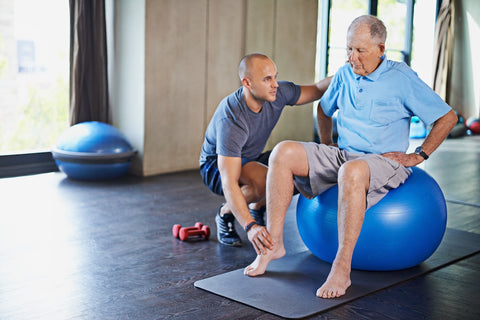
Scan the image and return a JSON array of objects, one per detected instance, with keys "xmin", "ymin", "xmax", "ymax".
[
  {"xmin": 451, "ymin": 0, "xmax": 480, "ymax": 119},
  {"xmin": 108, "ymin": 0, "xmax": 146, "ymax": 174}
]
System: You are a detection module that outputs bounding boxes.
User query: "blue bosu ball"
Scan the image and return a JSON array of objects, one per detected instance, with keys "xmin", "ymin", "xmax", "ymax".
[
  {"xmin": 52, "ymin": 121, "xmax": 136, "ymax": 180},
  {"xmin": 296, "ymin": 167, "xmax": 447, "ymax": 271}
]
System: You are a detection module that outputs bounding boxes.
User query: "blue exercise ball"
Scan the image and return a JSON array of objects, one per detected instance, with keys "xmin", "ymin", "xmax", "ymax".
[
  {"xmin": 52, "ymin": 121, "xmax": 136, "ymax": 180},
  {"xmin": 296, "ymin": 167, "xmax": 447, "ymax": 271}
]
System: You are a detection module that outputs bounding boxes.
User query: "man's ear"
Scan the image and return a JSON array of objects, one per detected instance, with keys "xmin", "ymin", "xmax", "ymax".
[
  {"xmin": 242, "ymin": 77, "xmax": 251, "ymax": 88},
  {"xmin": 378, "ymin": 43, "xmax": 386, "ymax": 57}
]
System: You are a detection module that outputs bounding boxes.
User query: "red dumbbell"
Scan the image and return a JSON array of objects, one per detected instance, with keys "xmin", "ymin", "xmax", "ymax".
[
  {"xmin": 172, "ymin": 222, "xmax": 210, "ymax": 241},
  {"xmin": 172, "ymin": 222, "xmax": 202, "ymax": 238}
]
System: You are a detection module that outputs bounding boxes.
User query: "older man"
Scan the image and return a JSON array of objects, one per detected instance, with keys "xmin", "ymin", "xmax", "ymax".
[
  {"xmin": 244, "ymin": 15, "xmax": 458, "ymax": 299},
  {"xmin": 199, "ymin": 53, "xmax": 331, "ymax": 250}
]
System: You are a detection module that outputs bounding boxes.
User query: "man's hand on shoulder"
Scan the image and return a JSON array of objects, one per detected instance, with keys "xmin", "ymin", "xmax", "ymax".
[{"xmin": 296, "ymin": 76, "xmax": 333, "ymax": 105}]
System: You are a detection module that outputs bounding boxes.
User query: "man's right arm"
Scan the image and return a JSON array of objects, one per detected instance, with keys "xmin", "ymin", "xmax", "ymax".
[
  {"xmin": 295, "ymin": 76, "xmax": 332, "ymax": 105},
  {"xmin": 316, "ymin": 102, "xmax": 334, "ymax": 146},
  {"xmin": 218, "ymin": 155, "xmax": 273, "ymax": 254},
  {"xmin": 217, "ymin": 155, "xmax": 252, "ymax": 228}
]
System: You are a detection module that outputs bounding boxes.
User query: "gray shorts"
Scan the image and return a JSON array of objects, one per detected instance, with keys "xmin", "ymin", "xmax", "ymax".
[{"xmin": 293, "ymin": 142, "xmax": 412, "ymax": 210}]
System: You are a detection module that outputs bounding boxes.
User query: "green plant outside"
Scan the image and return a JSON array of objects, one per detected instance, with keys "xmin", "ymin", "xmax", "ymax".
[
  {"xmin": 0, "ymin": 77, "xmax": 69, "ymax": 154},
  {"xmin": 0, "ymin": 34, "xmax": 69, "ymax": 154}
]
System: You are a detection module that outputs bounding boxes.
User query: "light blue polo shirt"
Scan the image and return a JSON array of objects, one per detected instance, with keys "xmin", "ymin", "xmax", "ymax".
[{"xmin": 320, "ymin": 56, "xmax": 451, "ymax": 154}]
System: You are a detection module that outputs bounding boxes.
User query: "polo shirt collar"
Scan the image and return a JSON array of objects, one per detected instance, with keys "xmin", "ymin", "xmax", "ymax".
[{"xmin": 355, "ymin": 54, "xmax": 387, "ymax": 81}]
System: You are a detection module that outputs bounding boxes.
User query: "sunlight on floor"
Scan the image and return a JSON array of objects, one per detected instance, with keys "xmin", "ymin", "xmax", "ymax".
[{"xmin": 0, "ymin": 173, "xmax": 85, "ymax": 318}]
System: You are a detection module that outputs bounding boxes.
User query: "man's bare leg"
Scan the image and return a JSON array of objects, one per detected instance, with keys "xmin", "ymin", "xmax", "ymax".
[
  {"xmin": 317, "ymin": 160, "xmax": 370, "ymax": 298},
  {"xmin": 244, "ymin": 141, "xmax": 309, "ymax": 276}
]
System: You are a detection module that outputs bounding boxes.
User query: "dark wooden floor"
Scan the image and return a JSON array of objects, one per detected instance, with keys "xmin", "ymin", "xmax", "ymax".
[{"xmin": 1, "ymin": 136, "xmax": 479, "ymax": 320}]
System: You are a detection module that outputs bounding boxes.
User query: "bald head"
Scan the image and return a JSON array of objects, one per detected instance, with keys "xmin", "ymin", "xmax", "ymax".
[
  {"xmin": 238, "ymin": 53, "xmax": 272, "ymax": 81},
  {"xmin": 348, "ymin": 15, "xmax": 387, "ymax": 45}
]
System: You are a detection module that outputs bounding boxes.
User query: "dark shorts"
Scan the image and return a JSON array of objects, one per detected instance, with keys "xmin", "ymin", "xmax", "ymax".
[{"xmin": 199, "ymin": 151, "xmax": 271, "ymax": 196}]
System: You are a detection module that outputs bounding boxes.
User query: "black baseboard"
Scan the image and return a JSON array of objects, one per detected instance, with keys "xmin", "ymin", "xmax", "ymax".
[{"xmin": 0, "ymin": 152, "xmax": 59, "ymax": 178}]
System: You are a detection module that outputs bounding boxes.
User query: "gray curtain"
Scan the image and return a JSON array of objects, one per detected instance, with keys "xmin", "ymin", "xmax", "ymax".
[
  {"xmin": 69, "ymin": 0, "xmax": 109, "ymax": 125},
  {"xmin": 432, "ymin": 0, "xmax": 455, "ymax": 104}
]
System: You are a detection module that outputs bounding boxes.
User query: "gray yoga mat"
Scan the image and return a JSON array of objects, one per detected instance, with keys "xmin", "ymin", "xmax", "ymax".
[{"xmin": 194, "ymin": 228, "xmax": 480, "ymax": 319}]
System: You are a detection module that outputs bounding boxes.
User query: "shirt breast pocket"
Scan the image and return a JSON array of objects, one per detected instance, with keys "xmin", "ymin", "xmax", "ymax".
[{"xmin": 370, "ymin": 98, "xmax": 409, "ymax": 125}]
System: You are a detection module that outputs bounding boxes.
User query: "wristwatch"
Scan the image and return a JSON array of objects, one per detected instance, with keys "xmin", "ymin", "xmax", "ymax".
[{"xmin": 414, "ymin": 146, "xmax": 429, "ymax": 160}]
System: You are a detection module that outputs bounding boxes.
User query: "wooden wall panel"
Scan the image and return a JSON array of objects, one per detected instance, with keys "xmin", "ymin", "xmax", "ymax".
[
  {"xmin": 266, "ymin": 0, "xmax": 318, "ymax": 150},
  {"xmin": 144, "ymin": 0, "xmax": 208, "ymax": 175},
  {"xmin": 245, "ymin": 0, "xmax": 275, "ymax": 57},
  {"xmin": 205, "ymin": 0, "xmax": 246, "ymax": 129}
]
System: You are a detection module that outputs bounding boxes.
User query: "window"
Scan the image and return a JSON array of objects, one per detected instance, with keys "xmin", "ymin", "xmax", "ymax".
[
  {"xmin": 318, "ymin": 0, "xmax": 437, "ymax": 85},
  {"xmin": 378, "ymin": 0, "xmax": 413, "ymax": 63},
  {"xmin": 324, "ymin": 0, "xmax": 368, "ymax": 77},
  {"xmin": 410, "ymin": 0, "xmax": 437, "ymax": 84},
  {"xmin": 0, "ymin": 0, "xmax": 69, "ymax": 156}
]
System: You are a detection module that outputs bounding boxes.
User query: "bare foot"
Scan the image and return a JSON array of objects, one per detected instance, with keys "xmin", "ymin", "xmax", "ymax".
[
  {"xmin": 244, "ymin": 246, "xmax": 286, "ymax": 276},
  {"xmin": 316, "ymin": 262, "xmax": 351, "ymax": 298}
]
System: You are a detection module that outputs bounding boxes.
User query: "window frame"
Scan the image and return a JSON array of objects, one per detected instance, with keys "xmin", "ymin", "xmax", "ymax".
[
  {"xmin": 319, "ymin": 0, "xmax": 421, "ymax": 78},
  {"xmin": 0, "ymin": 152, "xmax": 58, "ymax": 178}
]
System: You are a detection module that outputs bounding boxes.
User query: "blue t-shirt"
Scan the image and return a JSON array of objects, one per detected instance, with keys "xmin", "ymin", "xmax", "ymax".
[
  {"xmin": 199, "ymin": 81, "xmax": 301, "ymax": 165},
  {"xmin": 320, "ymin": 56, "xmax": 451, "ymax": 154}
]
